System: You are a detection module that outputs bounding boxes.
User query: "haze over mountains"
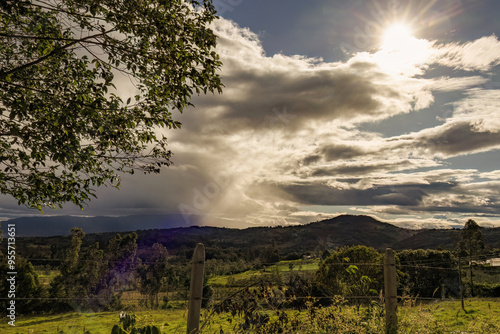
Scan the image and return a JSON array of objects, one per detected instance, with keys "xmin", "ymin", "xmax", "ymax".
[
  {"xmin": 4, "ymin": 214, "xmax": 500, "ymax": 252},
  {"xmin": 1, "ymin": 214, "xmax": 199, "ymax": 237}
]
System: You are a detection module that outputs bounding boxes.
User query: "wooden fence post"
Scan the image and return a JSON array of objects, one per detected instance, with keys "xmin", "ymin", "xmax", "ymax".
[
  {"xmin": 187, "ymin": 243, "xmax": 205, "ymax": 334},
  {"xmin": 458, "ymin": 255, "xmax": 465, "ymax": 311},
  {"xmin": 384, "ymin": 248, "xmax": 398, "ymax": 334}
]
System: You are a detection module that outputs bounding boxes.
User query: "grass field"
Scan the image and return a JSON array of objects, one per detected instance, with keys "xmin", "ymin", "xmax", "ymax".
[
  {"xmin": 3, "ymin": 259, "xmax": 497, "ymax": 333},
  {"xmin": 0, "ymin": 309, "xmax": 189, "ymax": 334},
  {"xmin": 36, "ymin": 270, "xmax": 59, "ymax": 287},
  {"xmin": 2, "ymin": 299, "xmax": 498, "ymax": 333},
  {"xmin": 208, "ymin": 259, "xmax": 319, "ymax": 286}
]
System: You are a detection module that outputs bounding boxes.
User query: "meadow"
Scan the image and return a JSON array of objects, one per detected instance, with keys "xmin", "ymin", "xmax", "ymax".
[
  {"xmin": 2, "ymin": 258, "xmax": 499, "ymax": 334},
  {"xmin": 2, "ymin": 223, "xmax": 498, "ymax": 333},
  {"xmin": 1, "ymin": 298, "xmax": 499, "ymax": 333}
]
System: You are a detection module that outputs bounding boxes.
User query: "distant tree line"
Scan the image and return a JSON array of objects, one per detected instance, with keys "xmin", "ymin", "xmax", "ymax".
[{"xmin": 1, "ymin": 219, "xmax": 498, "ymax": 316}]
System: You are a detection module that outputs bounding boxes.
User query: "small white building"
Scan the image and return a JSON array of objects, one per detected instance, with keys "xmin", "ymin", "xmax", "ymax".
[{"xmin": 486, "ymin": 258, "xmax": 500, "ymax": 266}]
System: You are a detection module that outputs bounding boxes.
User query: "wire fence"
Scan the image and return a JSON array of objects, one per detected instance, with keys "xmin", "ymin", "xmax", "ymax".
[
  {"xmin": 2, "ymin": 251, "xmax": 499, "ymax": 308},
  {"xmin": 2, "ymin": 247, "xmax": 500, "ymax": 334}
]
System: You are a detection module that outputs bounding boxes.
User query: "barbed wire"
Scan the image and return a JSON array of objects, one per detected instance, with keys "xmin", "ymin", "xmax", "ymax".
[
  {"xmin": 16, "ymin": 250, "xmax": 499, "ymax": 264},
  {"xmin": 3, "ymin": 255, "xmax": 496, "ymax": 307}
]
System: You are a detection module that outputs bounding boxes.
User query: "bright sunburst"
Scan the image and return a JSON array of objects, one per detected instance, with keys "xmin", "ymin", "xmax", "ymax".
[
  {"xmin": 374, "ymin": 23, "xmax": 433, "ymax": 75},
  {"xmin": 381, "ymin": 23, "xmax": 415, "ymax": 51}
]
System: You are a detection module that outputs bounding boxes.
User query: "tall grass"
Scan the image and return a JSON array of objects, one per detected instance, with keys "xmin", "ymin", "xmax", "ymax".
[
  {"xmin": 202, "ymin": 298, "xmax": 500, "ymax": 334},
  {"xmin": 1, "ymin": 299, "xmax": 498, "ymax": 333}
]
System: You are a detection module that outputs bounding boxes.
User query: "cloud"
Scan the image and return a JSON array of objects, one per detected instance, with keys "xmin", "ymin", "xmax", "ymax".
[
  {"xmin": 277, "ymin": 181, "xmax": 456, "ymax": 207},
  {"xmin": 414, "ymin": 121, "xmax": 500, "ymax": 156},
  {"xmin": 2, "ymin": 17, "xmax": 500, "ymax": 229},
  {"xmin": 73, "ymin": 21, "xmax": 500, "ymax": 228},
  {"xmin": 320, "ymin": 144, "xmax": 367, "ymax": 161},
  {"xmin": 433, "ymin": 35, "xmax": 500, "ymax": 71},
  {"xmin": 386, "ymin": 89, "xmax": 500, "ymax": 158},
  {"xmin": 308, "ymin": 160, "xmax": 413, "ymax": 177},
  {"xmin": 180, "ymin": 19, "xmax": 452, "ymax": 137}
]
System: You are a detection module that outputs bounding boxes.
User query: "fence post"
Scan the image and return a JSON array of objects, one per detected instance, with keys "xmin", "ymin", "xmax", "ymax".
[
  {"xmin": 187, "ymin": 243, "xmax": 205, "ymax": 334},
  {"xmin": 384, "ymin": 248, "xmax": 398, "ymax": 334},
  {"xmin": 458, "ymin": 255, "xmax": 465, "ymax": 311}
]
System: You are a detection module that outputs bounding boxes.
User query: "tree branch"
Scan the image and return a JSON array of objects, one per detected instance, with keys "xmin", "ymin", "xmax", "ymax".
[{"xmin": 0, "ymin": 28, "xmax": 115, "ymax": 79}]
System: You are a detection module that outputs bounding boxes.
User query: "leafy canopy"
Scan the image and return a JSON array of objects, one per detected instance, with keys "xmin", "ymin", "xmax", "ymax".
[
  {"xmin": 0, "ymin": 0, "xmax": 222, "ymax": 210},
  {"xmin": 457, "ymin": 219, "xmax": 485, "ymax": 258},
  {"xmin": 316, "ymin": 245, "xmax": 383, "ymax": 297}
]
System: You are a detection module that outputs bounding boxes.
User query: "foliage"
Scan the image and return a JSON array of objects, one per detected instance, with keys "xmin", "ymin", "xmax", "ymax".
[
  {"xmin": 0, "ymin": 0, "xmax": 222, "ymax": 210},
  {"xmin": 49, "ymin": 228, "xmax": 138, "ymax": 311},
  {"xmin": 457, "ymin": 219, "xmax": 486, "ymax": 258},
  {"xmin": 111, "ymin": 312, "xmax": 161, "ymax": 334},
  {"xmin": 49, "ymin": 227, "xmax": 87, "ymax": 312},
  {"xmin": 472, "ymin": 282, "xmax": 500, "ymax": 297},
  {"xmin": 208, "ymin": 280, "xmax": 287, "ymax": 333},
  {"xmin": 137, "ymin": 243, "xmax": 169, "ymax": 308},
  {"xmin": 397, "ymin": 249, "xmax": 459, "ymax": 298},
  {"xmin": 99, "ymin": 232, "xmax": 139, "ymax": 302},
  {"xmin": 457, "ymin": 219, "xmax": 486, "ymax": 296},
  {"xmin": 263, "ymin": 239, "xmax": 281, "ymax": 264},
  {"xmin": 0, "ymin": 252, "xmax": 46, "ymax": 315},
  {"xmin": 202, "ymin": 284, "xmax": 215, "ymax": 308},
  {"xmin": 242, "ymin": 297, "xmax": 386, "ymax": 334},
  {"xmin": 2, "ymin": 299, "xmax": 500, "ymax": 333},
  {"xmin": 316, "ymin": 245, "xmax": 383, "ymax": 298}
]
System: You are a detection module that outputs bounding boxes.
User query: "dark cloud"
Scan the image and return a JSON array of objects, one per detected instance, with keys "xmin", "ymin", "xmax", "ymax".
[
  {"xmin": 320, "ymin": 144, "xmax": 367, "ymax": 161},
  {"xmin": 278, "ymin": 182, "xmax": 457, "ymax": 206},
  {"xmin": 412, "ymin": 204, "xmax": 500, "ymax": 215},
  {"xmin": 302, "ymin": 154, "xmax": 322, "ymax": 165},
  {"xmin": 210, "ymin": 70, "xmax": 389, "ymax": 131},
  {"xmin": 418, "ymin": 122, "xmax": 500, "ymax": 155},
  {"xmin": 301, "ymin": 144, "xmax": 368, "ymax": 168},
  {"xmin": 310, "ymin": 160, "xmax": 413, "ymax": 177}
]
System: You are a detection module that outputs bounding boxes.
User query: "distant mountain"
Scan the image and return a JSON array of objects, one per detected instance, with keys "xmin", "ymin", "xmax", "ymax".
[
  {"xmin": 127, "ymin": 214, "xmax": 500, "ymax": 252},
  {"xmin": 392, "ymin": 227, "xmax": 500, "ymax": 250},
  {"xmin": 8, "ymin": 214, "xmax": 500, "ymax": 255},
  {"xmin": 1, "ymin": 214, "xmax": 201, "ymax": 237}
]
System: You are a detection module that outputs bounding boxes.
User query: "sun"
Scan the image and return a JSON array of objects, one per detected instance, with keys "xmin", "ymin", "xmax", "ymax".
[
  {"xmin": 381, "ymin": 23, "xmax": 415, "ymax": 51},
  {"xmin": 374, "ymin": 23, "xmax": 433, "ymax": 75}
]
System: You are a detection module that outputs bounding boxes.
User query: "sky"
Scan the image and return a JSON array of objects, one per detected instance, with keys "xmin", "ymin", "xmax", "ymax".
[{"xmin": 2, "ymin": 0, "xmax": 500, "ymax": 229}]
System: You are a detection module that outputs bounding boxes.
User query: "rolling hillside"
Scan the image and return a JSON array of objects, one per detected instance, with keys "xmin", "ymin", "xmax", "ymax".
[{"xmin": 11, "ymin": 215, "xmax": 500, "ymax": 260}]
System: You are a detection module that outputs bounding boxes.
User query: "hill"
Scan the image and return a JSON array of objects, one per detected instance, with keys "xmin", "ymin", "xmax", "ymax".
[
  {"xmin": 11, "ymin": 214, "xmax": 500, "ymax": 262},
  {"xmin": 126, "ymin": 214, "xmax": 500, "ymax": 253}
]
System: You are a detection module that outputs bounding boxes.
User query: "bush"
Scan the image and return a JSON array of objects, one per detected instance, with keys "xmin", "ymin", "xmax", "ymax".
[
  {"xmin": 316, "ymin": 245, "xmax": 383, "ymax": 299},
  {"xmin": 471, "ymin": 283, "xmax": 500, "ymax": 297}
]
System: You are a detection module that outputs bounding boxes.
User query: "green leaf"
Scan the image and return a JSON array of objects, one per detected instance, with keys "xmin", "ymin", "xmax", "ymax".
[{"xmin": 0, "ymin": 0, "xmax": 222, "ymax": 210}]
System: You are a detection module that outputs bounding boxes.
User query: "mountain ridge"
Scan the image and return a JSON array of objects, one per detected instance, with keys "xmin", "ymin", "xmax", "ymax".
[{"xmin": 10, "ymin": 214, "xmax": 500, "ymax": 255}]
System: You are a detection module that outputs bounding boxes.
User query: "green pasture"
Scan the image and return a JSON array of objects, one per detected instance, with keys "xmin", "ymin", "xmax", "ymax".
[
  {"xmin": 36, "ymin": 270, "xmax": 59, "ymax": 287},
  {"xmin": 208, "ymin": 259, "xmax": 319, "ymax": 286},
  {"xmin": 0, "ymin": 310, "xmax": 188, "ymax": 334},
  {"xmin": 2, "ymin": 299, "xmax": 498, "ymax": 333},
  {"xmin": 3, "ymin": 259, "xmax": 498, "ymax": 333}
]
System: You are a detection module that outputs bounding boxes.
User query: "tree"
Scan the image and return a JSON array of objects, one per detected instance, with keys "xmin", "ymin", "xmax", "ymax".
[
  {"xmin": 457, "ymin": 219, "xmax": 485, "ymax": 296},
  {"xmin": 0, "ymin": 0, "xmax": 222, "ymax": 210},
  {"xmin": 263, "ymin": 238, "xmax": 280, "ymax": 264},
  {"xmin": 138, "ymin": 242, "xmax": 169, "ymax": 308},
  {"xmin": 397, "ymin": 249, "xmax": 458, "ymax": 298},
  {"xmin": 316, "ymin": 245, "xmax": 383, "ymax": 298},
  {"xmin": 0, "ymin": 253, "xmax": 45, "ymax": 315},
  {"xmin": 49, "ymin": 229, "xmax": 138, "ymax": 311},
  {"xmin": 49, "ymin": 227, "xmax": 86, "ymax": 311},
  {"xmin": 97, "ymin": 232, "xmax": 138, "ymax": 309}
]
